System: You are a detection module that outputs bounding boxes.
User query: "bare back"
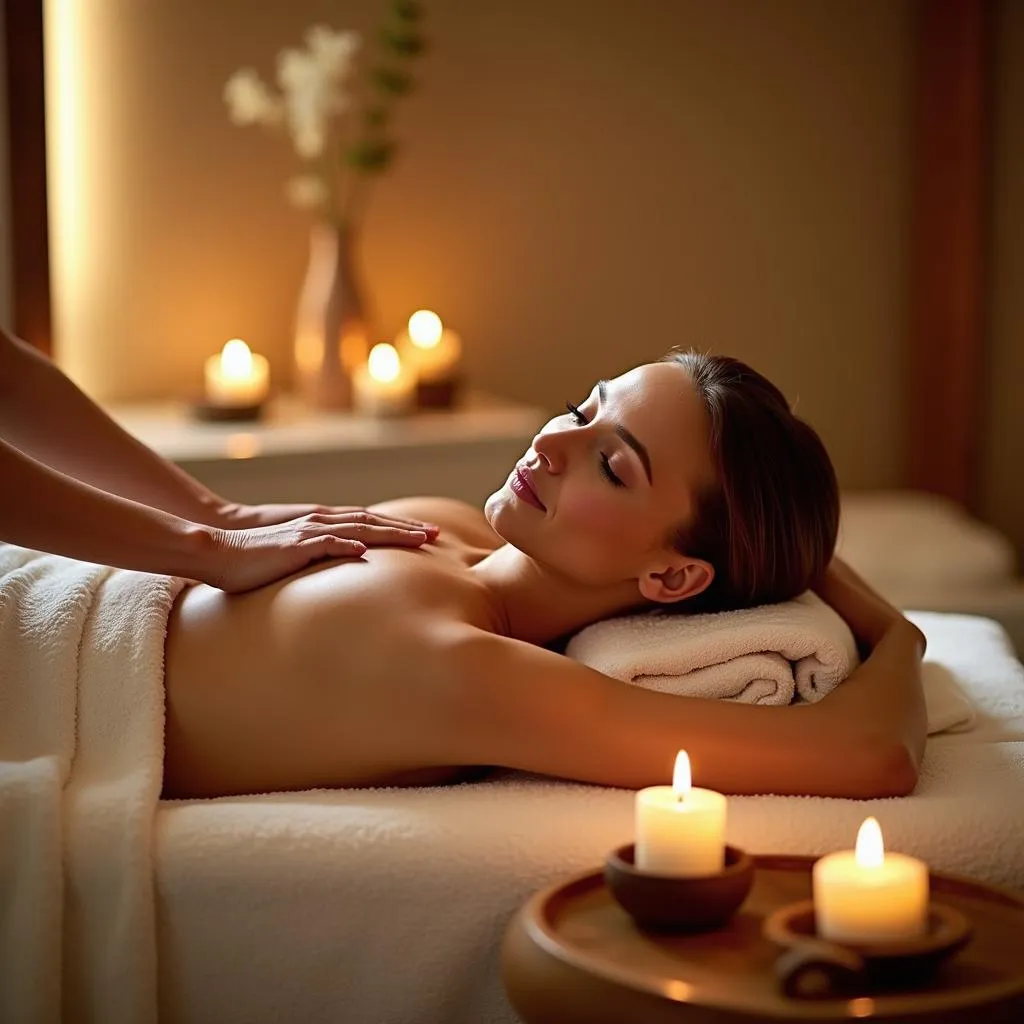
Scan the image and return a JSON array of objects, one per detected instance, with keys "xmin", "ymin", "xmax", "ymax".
[{"xmin": 162, "ymin": 498, "xmax": 505, "ymax": 798}]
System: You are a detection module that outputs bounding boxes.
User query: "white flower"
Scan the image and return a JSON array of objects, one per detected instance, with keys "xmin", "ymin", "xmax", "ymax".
[
  {"xmin": 276, "ymin": 28, "xmax": 359, "ymax": 160},
  {"xmin": 276, "ymin": 48, "xmax": 334, "ymax": 158},
  {"xmin": 223, "ymin": 68, "xmax": 283, "ymax": 127},
  {"xmin": 305, "ymin": 25, "xmax": 360, "ymax": 79},
  {"xmin": 285, "ymin": 174, "xmax": 329, "ymax": 210}
]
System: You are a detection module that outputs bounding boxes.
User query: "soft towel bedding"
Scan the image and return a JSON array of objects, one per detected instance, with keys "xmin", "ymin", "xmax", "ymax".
[
  {"xmin": 155, "ymin": 612, "xmax": 1024, "ymax": 1024},
  {"xmin": 0, "ymin": 545, "xmax": 184, "ymax": 1024}
]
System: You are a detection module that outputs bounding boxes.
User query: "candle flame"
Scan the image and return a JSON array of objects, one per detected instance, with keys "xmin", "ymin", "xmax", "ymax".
[
  {"xmin": 408, "ymin": 309, "xmax": 443, "ymax": 349},
  {"xmin": 368, "ymin": 343, "xmax": 401, "ymax": 384},
  {"xmin": 855, "ymin": 816, "xmax": 885, "ymax": 868},
  {"xmin": 672, "ymin": 750, "xmax": 691, "ymax": 798},
  {"xmin": 221, "ymin": 339, "xmax": 253, "ymax": 379}
]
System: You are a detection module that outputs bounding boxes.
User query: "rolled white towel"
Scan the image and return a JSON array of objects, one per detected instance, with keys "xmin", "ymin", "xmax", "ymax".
[
  {"xmin": 567, "ymin": 591, "xmax": 858, "ymax": 706},
  {"xmin": 566, "ymin": 592, "xmax": 977, "ymax": 735}
]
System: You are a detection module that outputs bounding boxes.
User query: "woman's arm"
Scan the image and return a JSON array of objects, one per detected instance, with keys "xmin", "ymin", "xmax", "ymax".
[
  {"xmin": 812, "ymin": 556, "xmax": 929, "ymax": 772},
  {"xmin": 0, "ymin": 328, "xmax": 229, "ymax": 524},
  {"xmin": 435, "ymin": 627, "xmax": 917, "ymax": 798}
]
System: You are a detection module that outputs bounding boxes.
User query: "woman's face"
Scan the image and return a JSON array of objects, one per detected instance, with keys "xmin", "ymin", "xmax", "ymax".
[{"xmin": 485, "ymin": 362, "xmax": 717, "ymax": 588}]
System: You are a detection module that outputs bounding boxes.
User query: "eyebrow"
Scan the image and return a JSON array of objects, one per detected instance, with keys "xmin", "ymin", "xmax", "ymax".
[{"xmin": 597, "ymin": 379, "xmax": 654, "ymax": 485}]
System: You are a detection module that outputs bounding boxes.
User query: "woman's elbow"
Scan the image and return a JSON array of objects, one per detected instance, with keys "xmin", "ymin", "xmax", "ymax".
[{"xmin": 856, "ymin": 740, "xmax": 919, "ymax": 799}]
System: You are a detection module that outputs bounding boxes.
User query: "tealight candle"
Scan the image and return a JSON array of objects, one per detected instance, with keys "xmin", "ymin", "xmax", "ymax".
[
  {"xmin": 813, "ymin": 817, "xmax": 929, "ymax": 943},
  {"xmin": 352, "ymin": 343, "xmax": 415, "ymax": 418},
  {"xmin": 635, "ymin": 751, "xmax": 727, "ymax": 877},
  {"xmin": 203, "ymin": 339, "xmax": 269, "ymax": 408},
  {"xmin": 395, "ymin": 309, "xmax": 463, "ymax": 407}
]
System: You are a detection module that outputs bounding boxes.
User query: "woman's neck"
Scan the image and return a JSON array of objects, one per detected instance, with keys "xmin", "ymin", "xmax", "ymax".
[{"xmin": 470, "ymin": 544, "xmax": 647, "ymax": 646}]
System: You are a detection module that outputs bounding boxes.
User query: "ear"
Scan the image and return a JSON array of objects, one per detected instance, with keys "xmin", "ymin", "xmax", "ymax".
[{"xmin": 638, "ymin": 557, "xmax": 714, "ymax": 604}]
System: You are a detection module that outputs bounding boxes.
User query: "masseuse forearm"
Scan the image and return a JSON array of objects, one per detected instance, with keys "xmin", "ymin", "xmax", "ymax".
[
  {"xmin": 0, "ymin": 437, "xmax": 212, "ymax": 578},
  {"xmin": 0, "ymin": 331, "xmax": 225, "ymax": 524}
]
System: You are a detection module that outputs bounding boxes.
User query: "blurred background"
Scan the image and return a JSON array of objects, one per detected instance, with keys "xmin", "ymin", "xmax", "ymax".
[{"xmin": 2, "ymin": 0, "xmax": 1023, "ymax": 648}]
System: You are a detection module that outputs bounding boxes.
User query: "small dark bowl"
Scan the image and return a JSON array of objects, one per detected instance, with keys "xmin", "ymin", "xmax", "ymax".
[
  {"xmin": 764, "ymin": 899, "xmax": 973, "ymax": 997},
  {"xmin": 604, "ymin": 843, "xmax": 755, "ymax": 933},
  {"xmin": 190, "ymin": 399, "xmax": 265, "ymax": 423},
  {"xmin": 415, "ymin": 376, "xmax": 462, "ymax": 409}
]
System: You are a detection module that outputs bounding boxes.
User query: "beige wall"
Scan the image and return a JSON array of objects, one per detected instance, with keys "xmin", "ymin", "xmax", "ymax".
[
  {"xmin": 0, "ymin": 0, "xmax": 12, "ymax": 330},
  {"xmin": 45, "ymin": 0, "xmax": 912, "ymax": 490},
  {"xmin": 983, "ymin": 0, "xmax": 1024, "ymax": 564}
]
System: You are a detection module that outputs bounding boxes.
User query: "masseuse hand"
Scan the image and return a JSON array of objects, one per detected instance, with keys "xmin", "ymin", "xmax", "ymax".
[{"xmin": 206, "ymin": 505, "xmax": 441, "ymax": 593}]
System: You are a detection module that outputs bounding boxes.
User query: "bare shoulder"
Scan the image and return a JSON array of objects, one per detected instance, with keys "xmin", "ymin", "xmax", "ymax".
[{"xmin": 370, "ymin": 496, "xmax": 502, "ymax": 550}]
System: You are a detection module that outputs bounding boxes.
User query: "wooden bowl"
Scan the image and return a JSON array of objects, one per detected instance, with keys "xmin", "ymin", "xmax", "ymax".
[
  {"xmin": 764, "ymin": 898, "xmax": 974, "ymax": 997},
  {"xmin": 604, "ymin": 843, "xmax": 754, "ymax": 932}
]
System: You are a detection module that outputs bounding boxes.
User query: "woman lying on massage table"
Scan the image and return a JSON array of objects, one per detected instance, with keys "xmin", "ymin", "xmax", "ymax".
[{"xmin": 161, "ymin": 351, "xmax": 927, "ymax": 802}]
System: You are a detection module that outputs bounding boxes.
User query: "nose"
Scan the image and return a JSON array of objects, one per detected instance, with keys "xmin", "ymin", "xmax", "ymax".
[{"xmin": 530, "ymin": 421, "xmax": 573, "ymax": 474}]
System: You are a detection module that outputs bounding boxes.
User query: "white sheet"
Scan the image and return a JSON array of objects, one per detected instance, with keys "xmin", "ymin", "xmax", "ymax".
[{"xmin": 155, "ymin": 611, "xmax": 1024, "ymax": 1024}]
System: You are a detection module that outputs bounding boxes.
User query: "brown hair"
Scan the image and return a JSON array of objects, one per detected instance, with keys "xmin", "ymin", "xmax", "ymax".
[{"xmin": 663, "ymin": 350, "xmax": 839, "ymax": 614}]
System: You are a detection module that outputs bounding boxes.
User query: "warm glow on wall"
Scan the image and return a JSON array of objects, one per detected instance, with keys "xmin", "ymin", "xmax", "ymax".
[{"xmin": 44, "ymin": 0, "xmax": 91, "ymax": 381}]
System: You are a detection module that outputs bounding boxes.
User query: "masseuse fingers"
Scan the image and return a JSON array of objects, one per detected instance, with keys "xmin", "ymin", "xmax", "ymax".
[
  {"xmin": 336, "ymin": 523, "xmax": 431, "ymax": 547},
  {"xmin": 299, "ymin": 536, "xmax": 369, "ymax": 556},
  {"xmin": 313, "ymin": 511, "xmax": 440, "ymax": 536}
]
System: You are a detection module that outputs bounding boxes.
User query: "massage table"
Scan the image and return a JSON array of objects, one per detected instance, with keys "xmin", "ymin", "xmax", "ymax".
[
  {"xmin": 153, "ymin": 611, "xmax": 1024, "ymax": 1024},
  {"xmin": 3, "ymin": 545, "xmax": 1022, "ymax": 1024}
]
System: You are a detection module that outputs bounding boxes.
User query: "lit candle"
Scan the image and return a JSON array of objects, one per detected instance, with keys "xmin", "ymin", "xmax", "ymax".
[
  {"xmin": 635, "ymin": 751, "xmax": 727, "ymax": 877},
  {"xmin": 203, "ymin": 339, "xmax": 270, "ymax": 407},
  {"xmin": 352, "ymin": 343, "xmax": 415, "ymax": 418},
  {"xmin": 813, "ymin": 817, "xmax": 929, "ymax": 943},
  {"xmin": 395, "ymin": 310, "xmax": 463, "ymax": 407}
]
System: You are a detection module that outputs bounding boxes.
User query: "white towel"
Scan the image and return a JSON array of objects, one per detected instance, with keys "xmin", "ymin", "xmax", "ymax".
[
  {"xmin": 566, "ymin": 591, "xmax": 858, "ymax": 705},
  {"xmin": 566, "ymin": 592, "xmax": 975, "ymax": 735},
  {"xmin": 0, "ymin": 544, "xmax": 185, "ymax": 1024}
]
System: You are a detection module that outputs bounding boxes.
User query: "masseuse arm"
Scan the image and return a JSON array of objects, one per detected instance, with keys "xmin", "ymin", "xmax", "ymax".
[
  {"xmin": 0, "ymin": 328, "xmax": 439, "ymax": 537},
  {"xmin": 0, "ymin": 435, "xmax": 410, "ymax": 589},
  {"xmin": 0, "ymin": 328, "xmax": 235, "ymax": 524},
  {"xmin": 440, "ymin": 625, "xmax": 919, "ymax": 799}
]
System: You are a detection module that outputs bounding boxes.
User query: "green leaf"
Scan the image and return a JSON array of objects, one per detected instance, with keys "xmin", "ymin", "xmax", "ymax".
[
  {"xmin": 371, "ymin": 67, "xmax": 414, "ymax": 96},
  {"xmin": 379, "ymin": 28, "xmax": 426, "ymax": 57},
  {"xmin": 346, "ymin": 140, "xmax": 396, "ymax": 173},
  {"xmin": 392, "ymin": 0, "xmax": 422, "ymax": 21}
]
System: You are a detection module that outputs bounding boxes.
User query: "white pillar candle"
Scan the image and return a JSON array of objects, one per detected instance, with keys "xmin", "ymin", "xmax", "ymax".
[
  {"xmin": 352, "ymin": 343, "xmax": 415, "ymax": 418},
  {"xmin": 394, "ymin": 309, "xmax": 462, "ymax": 383},
  {"xmin": 203, "ymin": 339, "xmax": 270, "ymax": 407},
  {"xmin": 813, "ymin": 817, "xmax": 929, "ymax": 943},
  {"xmin": 635, "ymin": 751, "xmax": 727, "ymax": 877}
]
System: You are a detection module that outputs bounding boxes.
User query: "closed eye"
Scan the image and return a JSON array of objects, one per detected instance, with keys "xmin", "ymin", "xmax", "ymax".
[
  {"xmin": 564, "ymin": 401, "xmax": 625, "ymax": 487},
  {"xmin": 565, "ymin": 401, "xmax": 588, "ymax": 425}
]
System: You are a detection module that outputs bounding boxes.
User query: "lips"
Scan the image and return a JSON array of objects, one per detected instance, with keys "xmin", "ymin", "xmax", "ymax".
[{"xmin": 511, "ymin": 465, "xmax": 546, "ymax": 511}]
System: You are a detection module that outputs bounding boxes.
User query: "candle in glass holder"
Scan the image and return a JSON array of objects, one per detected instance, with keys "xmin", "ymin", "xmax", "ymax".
[
  {"xmin": 635, "ymin": 751, "xmax": 727, "ymax": 877},
  {"xmin": 395, "ymin": 309, "xmax": 462, "ymax": 407},
  {"xmin": 813, "ymin": 817, "xmax": 929, "ymax": 943},
  {"xmin": 352, "ymin": 343, "xmax": 415, "ymax": 418},
  {"xmin": 203, "ymin": 339, "xmax": 269, "ymax": 408}
]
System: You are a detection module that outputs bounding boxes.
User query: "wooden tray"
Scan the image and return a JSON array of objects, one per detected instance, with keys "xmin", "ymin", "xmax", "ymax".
[{"xmin": 501, "ymin": 854, "xmax": 1024, "ymax": 1024}]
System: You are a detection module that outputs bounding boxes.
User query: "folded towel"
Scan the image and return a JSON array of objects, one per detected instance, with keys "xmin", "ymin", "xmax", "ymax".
[
  {"xmin": 566, "ymin": 591, "xmax": 858, "ymax": 706},
  {"xmin": 0, "ymin": 544, "xmax": 185, "ymax": 1024},
  {"xmin": 921, "ymin": 661, "xmax": 977, "ymax": 735},
  {"xmin": 565, "ymin": 593, "xmax": 976, "ymax": 736}
]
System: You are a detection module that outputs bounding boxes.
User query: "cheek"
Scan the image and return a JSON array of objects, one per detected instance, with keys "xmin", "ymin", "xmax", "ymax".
[
  {"xmin": 554, "ymin": 488, "xmax": 643, "ymax": 578},
  {"xmin": 557, "ymin": 489, "xmax": 625, "ymax": 539}
]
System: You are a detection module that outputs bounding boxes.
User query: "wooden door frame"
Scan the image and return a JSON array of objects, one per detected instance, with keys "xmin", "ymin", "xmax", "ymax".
[{"xmin": 3, "ymin": 0, "xmax": 51, "ymax": 355}]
